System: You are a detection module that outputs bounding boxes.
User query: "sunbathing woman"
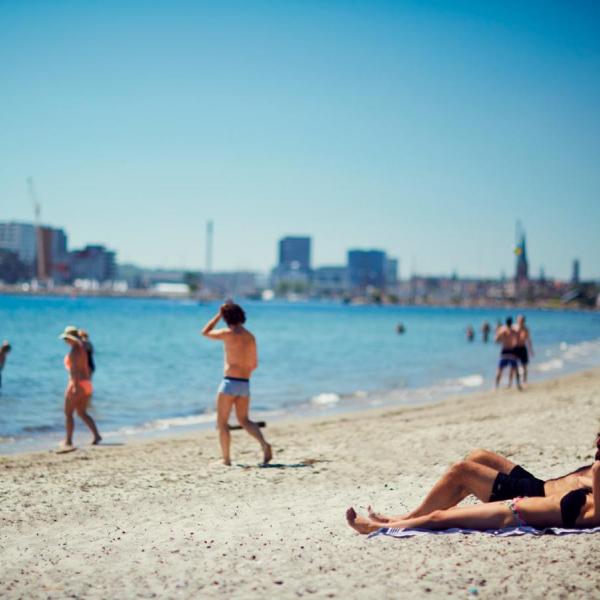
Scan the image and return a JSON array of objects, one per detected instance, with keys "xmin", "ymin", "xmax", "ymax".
[{"xmin": 346, "ymin": 459, "xmax": 600, "ymax": 535}]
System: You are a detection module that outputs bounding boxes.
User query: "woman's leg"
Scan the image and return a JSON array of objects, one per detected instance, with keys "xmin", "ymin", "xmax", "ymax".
[
  {"xmin": 64, "ymin": 391, "xmax": 75, "ymax": 447},
  {"xmin": 369, "ymin": 459, "xmax": 501, "ymax": 522},
  {"xmin": 348, "ymin": 501, "xmax": 513, "ymax": 535},
  {"xmin": 75, "ymin": 398, "xmax": 102, "ymax": 445}
]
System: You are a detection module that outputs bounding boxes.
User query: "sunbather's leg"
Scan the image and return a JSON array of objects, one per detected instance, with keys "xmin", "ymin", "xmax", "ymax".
[
  {"xmin": 369, "ymin": 459, "xmax": 500, "ymax": 522},
  {"xmin": 348, "ymin": 501, "xmax": 513, "ymax": 535}
]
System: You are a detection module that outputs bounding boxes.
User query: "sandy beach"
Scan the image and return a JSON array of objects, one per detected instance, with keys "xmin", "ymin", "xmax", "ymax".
[{"xmin": 1, "ymin": 369, "xmax": 599, "ymax": 599}]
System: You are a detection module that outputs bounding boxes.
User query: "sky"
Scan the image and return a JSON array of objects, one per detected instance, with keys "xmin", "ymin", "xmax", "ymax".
[{"xmin": 1, "ymin": 0, "xmax": 599, "ymax": 278}]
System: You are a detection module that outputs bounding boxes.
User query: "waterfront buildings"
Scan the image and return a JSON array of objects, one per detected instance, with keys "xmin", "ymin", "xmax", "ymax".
[
  {"xmin": 271, "ymin": 236, "xmax": 312, "ymax": 290},
  {"xmin": 0, "ymin": 222, "xmax": 36, "ymax": 266},
  {"xmin": 347, "ymin": 249, "xmax": 387, "ymax": 293},
  {"xmin": 69, "ymin": 245, "xmax": 117, "ymax": 282},
  {"xmin": 312, "ymin": 266, "xmax": 348, "ymax": 297}
]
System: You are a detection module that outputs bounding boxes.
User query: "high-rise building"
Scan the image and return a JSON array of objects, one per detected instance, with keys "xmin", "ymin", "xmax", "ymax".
[
  {"xmin": 386, "ymin": 257, "xmax": 399, "ymax": 286},
  {"xmin": 278, "ymin": 236, "xmax": 311, "ymax": 273},
  {"xmin": 0, "ymin": 222, "xmax": 37, "ymax": 266},
  {"xmin": 347, "ymin": 249, "xmax": 387, "ymax": 292},
  {"xmin": 69, "ymin": 245, "xmax": 117, "ymax": 282},
  {"xmin": 571, "ymin": 259, "xmax": 580, "ymax": 284},
  {"xmin": 38, "ymin": 226, "xmax": 70, "ymax": 282}
]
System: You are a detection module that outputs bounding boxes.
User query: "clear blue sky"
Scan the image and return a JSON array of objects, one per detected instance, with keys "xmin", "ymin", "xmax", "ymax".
[{"xmin": 1, "ymin": 0, "xmax": 599, "ymax": 278}]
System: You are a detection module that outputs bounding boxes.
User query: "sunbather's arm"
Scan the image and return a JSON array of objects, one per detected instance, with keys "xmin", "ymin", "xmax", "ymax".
[{"xmin": 592, "ymin": 461, "xmax": 600, "ymax": 520}]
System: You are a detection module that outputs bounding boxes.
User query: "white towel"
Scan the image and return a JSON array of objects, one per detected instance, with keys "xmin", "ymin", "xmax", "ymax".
[{"xmin": 369, "ymin": 525, "xmax": 600, "ymax": 539}]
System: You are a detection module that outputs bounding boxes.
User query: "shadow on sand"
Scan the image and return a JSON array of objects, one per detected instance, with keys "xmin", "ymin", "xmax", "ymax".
[{"xmin": 237, "ymin": 458, "xmax": 331, "ymax": 470}]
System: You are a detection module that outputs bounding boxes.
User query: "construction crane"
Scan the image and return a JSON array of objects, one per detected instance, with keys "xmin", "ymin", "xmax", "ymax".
[{"xmin": 26, "ymin": 177, "xmax": 47, "ymax": 282}]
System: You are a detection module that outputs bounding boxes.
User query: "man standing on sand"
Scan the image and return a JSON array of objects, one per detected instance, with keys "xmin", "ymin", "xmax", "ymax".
[
  {"xmin": 202, "ymin": 302, "xmax": 272, "ymax": 466},
  {"xmin": 494, "ymin": 317, "xmax": 522, "ymax": 390},
  {"xmin": 514, "ymin": 315, "xmax": 534, "ymax": 386}
]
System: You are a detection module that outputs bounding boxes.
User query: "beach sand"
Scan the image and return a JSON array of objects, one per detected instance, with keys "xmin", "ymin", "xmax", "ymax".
[{"xmin": 1, "ymin": 369, "xmax": 600, "ymax": 599}]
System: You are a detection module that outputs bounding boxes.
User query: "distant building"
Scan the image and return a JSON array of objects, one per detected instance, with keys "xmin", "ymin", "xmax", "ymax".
[
  {"xmin": 39, "ymin": 226, "xmax": 69, "ymax": 282},
  {"xmin": 278, "ymin": 236, "xmax": 311, "ymax": 273},
  {"xmin": 0, "ymin": 222, "xmax": 70, "ymax": 283},
  {"xmin": 0, "ymin": 248, "xmax": 30, "ymax": 283},
  {"xmin": 69, "ymin": 245, "xmax": 117, "ymax": 282},
  {"xmin": 571, "ymin": 259, "xmax": 580, "ymax": 284},
  {"xmin": 272, "ymin": 236, "xmax": 312, "ymax": 291},
  {"xmin": 0, "ymin": 222, "xmax": 36, "ymax": 266},
  {"xmin": 515, "ymin": 227, "xmax": 529, "ymax": 285},
  {"xmin": 313, "ymin": 266, "xmax": 348, "ymax": 297},
  {"xmin": 386, "ymin": 257, "xmax": 399, "ymax": 287},
  {"xmin": 202, "ymin": 271, "xmax": 260, "ymax": 297},
  {"xmin": 347, "ymin": 249, "xmax": 387, "ymax": 292}
]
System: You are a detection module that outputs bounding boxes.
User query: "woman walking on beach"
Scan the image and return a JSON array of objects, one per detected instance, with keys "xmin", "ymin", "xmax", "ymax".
[
  {"xmin": 60, "ymin": 326, "xmax": 102, "ymax": 448},
  {"xmin": 346, "ymin": 459, "xmax": 600, "ymax": 535}
]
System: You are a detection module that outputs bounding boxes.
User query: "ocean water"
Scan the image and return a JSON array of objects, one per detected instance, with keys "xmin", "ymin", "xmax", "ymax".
[{"xmin": 1, "ymin": 295, "xmax": 600, "ymax": 453}]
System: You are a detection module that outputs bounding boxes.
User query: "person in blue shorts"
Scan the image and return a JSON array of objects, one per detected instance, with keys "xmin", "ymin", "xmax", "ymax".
[
  {"xmin": 202, "ymin": 302, "xmax": 272, "ymax": 466},
  {"xmin": 494, "ymin": 317, "xmax": 521, "ymax": 390}
]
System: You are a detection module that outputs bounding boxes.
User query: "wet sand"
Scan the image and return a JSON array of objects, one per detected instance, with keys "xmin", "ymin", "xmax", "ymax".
[{"xmin": 1, "ymin": 369, "xmax": 599, "ymax": 599}]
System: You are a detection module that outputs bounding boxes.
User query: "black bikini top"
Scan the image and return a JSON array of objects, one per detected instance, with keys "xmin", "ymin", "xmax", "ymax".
[{"xmin": 560, "ymin": 488, "xmax": 591, "ymax": 528}]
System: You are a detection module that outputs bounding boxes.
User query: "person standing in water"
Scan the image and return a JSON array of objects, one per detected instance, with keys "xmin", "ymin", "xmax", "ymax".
[
  {"xmin": 0, "ymin": 341, "xmax": 11, "ymax": 389},
  {"xmin": 60, "ymin": 326, "xmax": 101, "ymax": 447},
  {"xmin": 481, "ymin": 321, "xmax": 491, "ymax": 343},
  {"xmin": 494, "ymin": 317, "xmax": 521, "ymax": 390},
  {"xmin": 202, "ymin": 303, "xmax": 272, "ymax": 466},
  {"xmin": 514, "ymin": 315, "xmax": 534, "ymax": 387}
]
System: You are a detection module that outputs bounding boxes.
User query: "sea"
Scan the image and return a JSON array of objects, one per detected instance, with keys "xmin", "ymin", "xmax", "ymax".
[{"xmin": 2, "ymin": 295, "xmax": 600, "ymax": 453}]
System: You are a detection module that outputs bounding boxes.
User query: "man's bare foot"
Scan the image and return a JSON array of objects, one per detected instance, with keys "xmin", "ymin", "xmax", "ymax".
[
  {"xmin": 367, "ymin": 505, "xmax": 390, "ymax": 523},
  {"xmin": 60, "ymin": 440, "xmax": 74, "ymax": 449},
  {"xmin": 92, "ymin": 436, "xmax": 102, "ymax": 445},
  {"xmin": 223, "ymin": 458, "xmax": 232, "ymax": 466},
  {"xmin": 346, "ymin": 507, "xmax": 379, "ymax": 535},
  {"xmin": 262, "ymin": 443, "xmax": 272, "ymax": 464}
]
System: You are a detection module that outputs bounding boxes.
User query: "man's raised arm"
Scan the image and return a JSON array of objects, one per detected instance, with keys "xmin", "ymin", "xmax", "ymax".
[{"xmin": 202, "ymin": 309, "xmax": 228, "ymax": 340}]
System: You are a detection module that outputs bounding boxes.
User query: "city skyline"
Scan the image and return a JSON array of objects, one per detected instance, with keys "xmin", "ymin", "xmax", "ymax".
[{"xmin": 2, "ymin": 1, "xmax": 600, "ymax": 278}]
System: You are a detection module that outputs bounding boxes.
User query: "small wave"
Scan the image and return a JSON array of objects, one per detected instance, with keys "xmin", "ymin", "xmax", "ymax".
[
  {"xmin": 456, "ymin": 374, "xmax": 484, "ymax": 388},
  {"xmin": 311, "ymin": 392, "xmax": 341, "ymax": 406},
  {"xmin": 103, "ymin": 413, "xmax": 216, "ymax": 437},
  {"xmin": 536, "ymin": 358, "xmax": 564, "ymax": 372}
]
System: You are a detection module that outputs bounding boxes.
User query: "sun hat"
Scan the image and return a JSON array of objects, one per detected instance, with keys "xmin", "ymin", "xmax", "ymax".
[{"xmin": 59, "ymin": 325, "xmax": 80, "ymax": 342}]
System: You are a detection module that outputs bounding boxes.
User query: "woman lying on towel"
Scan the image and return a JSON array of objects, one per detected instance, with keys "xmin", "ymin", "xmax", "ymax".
[{"xmin": 346, "ymin": 458, "xmax": 600, "ymax": 535}]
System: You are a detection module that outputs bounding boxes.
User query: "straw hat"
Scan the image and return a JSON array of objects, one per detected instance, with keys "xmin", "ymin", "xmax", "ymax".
[{"xmin": 59, "ymin": 325, "xmax": 80, "ymax": 343}]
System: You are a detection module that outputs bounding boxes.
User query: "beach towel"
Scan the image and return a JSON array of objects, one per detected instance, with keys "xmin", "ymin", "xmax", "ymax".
[{"xmin": 369, "ymin": 526, "xmax": 600, "ymax": 539}]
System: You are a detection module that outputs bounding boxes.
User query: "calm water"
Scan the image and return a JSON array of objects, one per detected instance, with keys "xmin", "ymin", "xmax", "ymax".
[{"xmin": 2, "ymin": 295, "xmax": 600, "ymax": 452}]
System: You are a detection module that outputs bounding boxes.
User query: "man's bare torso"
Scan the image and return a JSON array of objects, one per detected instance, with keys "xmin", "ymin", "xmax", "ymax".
[
  {"xmin": 516, "ymin": 325, "xmax": 530, "ymax": 346},
  {"xmin": 497, "ymin": 326, "xmax": 519, "ymax": 350},
  {"xmin": 222, "ymin": 326, "xmax": 257, "ymax": 379}
]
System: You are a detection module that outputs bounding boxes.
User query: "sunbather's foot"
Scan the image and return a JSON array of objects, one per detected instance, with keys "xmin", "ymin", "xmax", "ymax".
[{"xmin": 346, "ymin": 507, "xmax": 379, "ymax": 535}]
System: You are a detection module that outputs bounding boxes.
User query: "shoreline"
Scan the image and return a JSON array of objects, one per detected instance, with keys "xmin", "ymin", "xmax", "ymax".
[
  {"xmin": 4, "ymin": 366, "xmax": 599, "ymax": 462},
  {"xmin": 3, "ymin": 338, "xmax": 600, "ymax": 456},
  {"xmin": 2, "ymin": 368, "xmax": 599, "ymax": 598}
]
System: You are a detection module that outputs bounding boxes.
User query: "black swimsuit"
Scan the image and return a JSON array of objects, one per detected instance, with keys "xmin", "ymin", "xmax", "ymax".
[{"xmin": 560, "ymin": 488, "xmax": 590, "ymax": 528}]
